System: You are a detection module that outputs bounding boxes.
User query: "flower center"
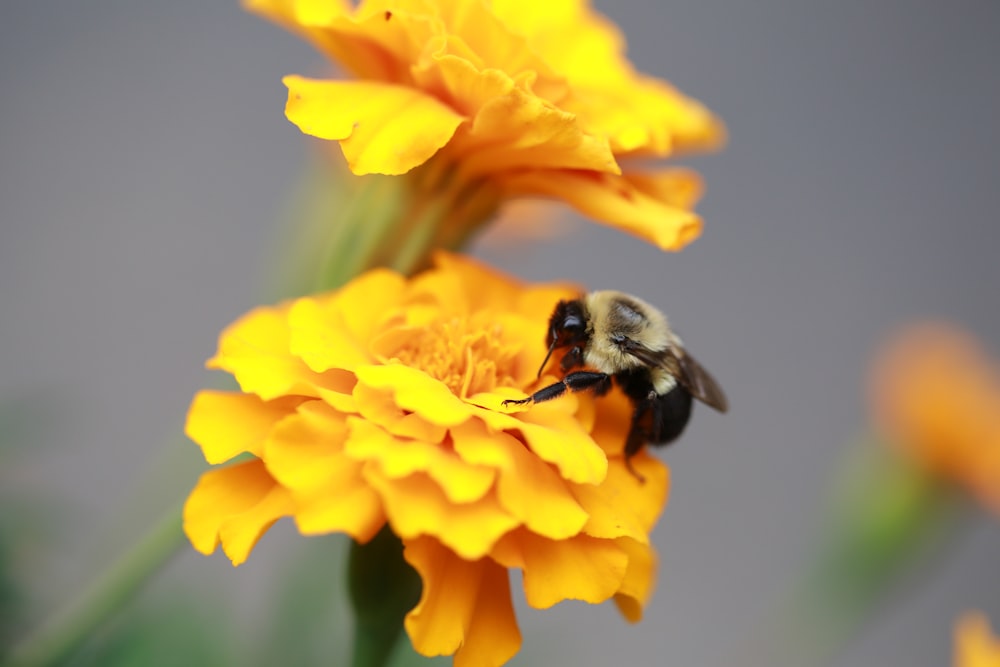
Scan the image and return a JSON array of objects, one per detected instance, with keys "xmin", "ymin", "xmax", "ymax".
[{"xmin": 391, "ymin": 314, "xmax": 518, "ymax": 399}]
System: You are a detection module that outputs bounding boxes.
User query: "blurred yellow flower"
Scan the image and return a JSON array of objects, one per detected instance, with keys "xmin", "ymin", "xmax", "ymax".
[
  {"xmin": 870, "ymin": 324, "xmax": 1000, "ymax": 515},
  {"xmin": 955, "ymin": 613, "xmax": 1000, "ymax": 667},
  {"xmin": 247, "ymin": 0, "xmax": 724, "ymax": 251},
  {"xmin": 183, "ymin": 253, "xmax": 668, "ymax": 666}
]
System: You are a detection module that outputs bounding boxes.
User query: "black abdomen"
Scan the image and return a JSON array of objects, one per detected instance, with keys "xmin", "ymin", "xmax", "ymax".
[{"xmin": 616, "ymin": 368, "xmax": 694, "ymax": 455}]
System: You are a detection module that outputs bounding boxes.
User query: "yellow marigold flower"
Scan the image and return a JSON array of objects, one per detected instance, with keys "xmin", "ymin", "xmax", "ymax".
[
  {"xmin": 955, "ymin": 613, "xmax": 1000, "ymax": 667},
  {"xmin": 870, "ymin": 324, "xmax": 1000, "ymax": 515},
  {"xmin": 183, "ymin": 254, "xmax": 668, "ymax": 666},
  {"xmin": 246, "ymin": 0, "xmax": 724, "ymax": 252}
]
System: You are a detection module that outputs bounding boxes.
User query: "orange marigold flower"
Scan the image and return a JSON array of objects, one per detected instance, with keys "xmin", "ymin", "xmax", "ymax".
[
  {"xmin": 183, "ymin": 253, "xmax": 669, "ymax": 666},
  {"xmin": 869, "ymin": 324, "xmax": 1000, "ymax": 516},
  {"xmin": 955, "ymin": 613, "xmax": 1000, "ymax": 667},
  {"xmin": 245, "ymin": 0, "xmax": 724, "ymax": 252}
]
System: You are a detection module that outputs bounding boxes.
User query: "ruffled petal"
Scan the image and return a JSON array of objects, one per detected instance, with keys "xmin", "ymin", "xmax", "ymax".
[
  {"xmin": 284, "ymin": 76, "xmax": 466, "ymax": 175},
  {"xmin": 475, "ymin": 401, "xmax": 608, "ymax": 485},
  {"xmin": 573, "ymin": 453, "xmax": 669, "ymax": 541},
  {"xmin": 612, "ymin": 537, "xmax": 657, "ymax": 623},
  {"xmin": 365, "ymin": 468, "xmax": 518, "ymax": 559},
  {"xmin": 492, "ymin": 530, "xmax": 628, "ymax": 609},
  {"xmin": 208, "ymin": 304, "xmax": 327, "ymax": 400},
  {"xmin": 404, "ymin": 536, "xmax": 521, "ymax": 667},
  {"xmin": 185, "ymin": 391, "xmax": 304, "ymax": 464},
  {"xmin": 345, "ymin": 419, "xmax": 495, "ymax": 503},
  {"xmin": 355, "ymin": 363, "xmax": 473, "ymax": 427},
  {"xmin": 183, "ymin": 460, "xmax": 292, "ymax": 565},
  {"xmin": 502, "ymin": 169, "xmax": 703, "ymax": 251}
]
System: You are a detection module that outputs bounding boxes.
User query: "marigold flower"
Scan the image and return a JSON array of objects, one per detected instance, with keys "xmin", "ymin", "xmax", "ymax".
[
  {"xmin": 869, "ymin": 324, "xmax": 1000, "ymax": 516},
  {"xmin": 183, "ymin": 253, "xmax": 668, "ymax": 666},
  {"xmin": 246, "ymin": 0, "xmax": 724, "ymax": 252},
  {"xmin": 955, "ymin": 613, "xmax": 1000, "ymax": 667}
]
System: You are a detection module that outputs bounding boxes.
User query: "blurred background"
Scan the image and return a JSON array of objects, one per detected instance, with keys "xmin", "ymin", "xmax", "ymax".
[{"xmin": 1, "ymin": 0, "xmax": 998, "ymax": 665}]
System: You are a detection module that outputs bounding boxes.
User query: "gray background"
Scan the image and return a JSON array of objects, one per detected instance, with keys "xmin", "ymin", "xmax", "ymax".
[{"xmin": 2, "ymin": 0, "xmax": 998, "ymax": 665}]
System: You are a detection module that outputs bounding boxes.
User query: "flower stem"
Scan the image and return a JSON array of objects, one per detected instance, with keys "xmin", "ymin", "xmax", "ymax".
[
  {"xmin": 4, "ymin": 503, "xmax": 185, "ymax": 667},
  {"xmin": 347, "ymin": 527, "xmax": 422, "ymax": 667}
]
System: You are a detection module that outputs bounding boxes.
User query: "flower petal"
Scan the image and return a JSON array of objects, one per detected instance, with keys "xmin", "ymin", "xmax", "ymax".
[
  {"xmin": 353, "ymin": 382, "xmax": 448, "ymax": 442},
  {"xmin": 208, "ymin": 304, "xmax": 326, "ymax": 400},
  {"xmin": 185, "ymin": 391, "xmax": 304, "ymax": 464},
  {"xmin": 503, "ymin": 169, "xmax": 703, "ymax": 251},
  {"xmin": 345, "ymin": 418, "xmax": 495, "ymax": 503},
  {"xmin": 183, "ymin": 460, "xmax": 292, "ymax": 566},
  {"xmin": 612, "ymin": 537, "xmax": 657, "ymax": 623},
  {"xmin": 404, "ymin": 536, "xmax": 521, "ymax": 666},
  {"xmin": 283, "ymin": 76, "xmax": 466, "ymax": 175},
  {"xmin": 494, "ymin": 427, "xmax": 588, "ymax": 540},
  {"xmin": 492, "ymin": 530, "xmax": 628, "ymax": 609},
  {"xmin": 573, "ymin": 453, "xmax": 669, "ymax": 541},
  {"xmin": 474, "ymin": 402, "xmax": 608, "ymax": 485},
  {"xmin": 365, "ymin": 468, "xmax": 517, "ymax": 560},
  {"xmin": 355, "ymin": 363, "xmax": 473, "ymax": 427}
]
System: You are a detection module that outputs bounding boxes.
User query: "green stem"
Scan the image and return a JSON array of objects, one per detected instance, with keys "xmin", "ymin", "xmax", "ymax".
[
  {"xmin": 3, "ymin": 504, "xmax": 185, "ymax": 667},
  {"xmin": 348, "ymin": 527, "xmax": 422, "ymax": 667}
]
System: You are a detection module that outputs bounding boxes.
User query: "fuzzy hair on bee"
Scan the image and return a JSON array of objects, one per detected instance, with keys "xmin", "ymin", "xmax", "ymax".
[{"xmin": 503, "ymin": 290, "xmax": 728, "ymax": 481}]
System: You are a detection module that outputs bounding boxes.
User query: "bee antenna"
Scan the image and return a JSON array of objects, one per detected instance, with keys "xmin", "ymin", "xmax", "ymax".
[{"xmin": 536, "ymin": 341, "xmax": 557, "ymax": 379}]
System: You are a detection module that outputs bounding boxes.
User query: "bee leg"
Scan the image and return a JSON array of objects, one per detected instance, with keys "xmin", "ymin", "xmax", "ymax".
[
  {"xmin": 502, "ymin": 371, "xmax": 611, "ymax": 407},
  {"xmin": 623, "ymin": 399, "xmax": 654, "ymax": 484}
]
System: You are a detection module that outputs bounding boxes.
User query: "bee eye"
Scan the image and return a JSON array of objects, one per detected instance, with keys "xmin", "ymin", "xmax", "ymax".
[{"xmin": 563, "ymin": 315, "xmax": 582, "ymax": 330}]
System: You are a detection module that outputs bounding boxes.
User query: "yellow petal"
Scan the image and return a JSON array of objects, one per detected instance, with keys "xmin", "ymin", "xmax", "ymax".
[
  {"xmin": 492, "ymin": 530, "xmax": 628, "ymax": 609},
  {"xmin": 292, "ymin": 481, "xmax": 386, "ymax": 542},
  {"xmin": 427, "ymin": 56, "xmax": 618, "ymax": 176},
  {"xmin": 612, "ymin": 537, "xmax": 657, "ymax": 623},
  {"xmin": 263, "ymin": 401, "xmax": 349, "ymax": 492},
  {"xmin": 355, "ymin": 363, "xmax": 473, "ymax": 427},
  {"xmin": 573, "ymin": 453, "xmax": 669, "ymax": 541},
  {"xmin": 494, "ymin": 427, "xmax": 588, "ymax": 540},
  {"xmin": 353, "ymin": 382, "xmax": 448, "ymax": 442},
  {"xmin": 404, "ymin": 536, "xmax": 521, "ymax": 666},
  {"xmin": 365, "ymin": 468, "xmax": 517, "ymax": 560},
  {"xmin": 208, "ymin": 304, "xmax": 326, "ymax": 400},
  {"xmin": 219, "ymin": 483, "xmax": 294, "ymax": 566},
  {"xmin": 185, "ymin": 391, "xmax": 304, "ymax": 464},
  {"xmin": 503, "ymin": 169, "xmax": 703, "ymax": 251},
  {"xmin": 473, "ymin": 403, "xmax": 608, "ymax": 485},
  {"xmin": 288, "ymin": 297, "xmax": 374, "ymax": 372},
  {"xmin": 283, "ymin": 76, "xmax": 466, "ymax": 175},
  {"xmin": 183, "ymin": 460, "xmax": 291, "ymax": 565},
  {"xmin": 345, "ymin": 419, "xmax": 495, "ymax": 503}
]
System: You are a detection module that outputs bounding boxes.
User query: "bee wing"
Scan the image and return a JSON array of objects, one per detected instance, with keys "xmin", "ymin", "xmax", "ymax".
[
  {"xmin": 670, "ymin": 348, "xmax": 728, "ymax": 413},
  {"xmin": 620, "ymin": 337, "xmax": 729, "ymax": 412}
]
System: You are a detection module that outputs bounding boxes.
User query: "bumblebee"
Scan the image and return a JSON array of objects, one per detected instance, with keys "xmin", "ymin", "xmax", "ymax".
[{"xmin": 503, "ymin": 291, "xmax": 728, "ymax": 480}]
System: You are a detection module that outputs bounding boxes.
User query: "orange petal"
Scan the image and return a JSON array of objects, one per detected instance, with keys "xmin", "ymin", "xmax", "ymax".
[
  {"xmin": 185, "ymin": 391, "xmax": 304, "ymax": 464},
  {"xmin": 353, "ymin": 382, "xmax": 448, "ymax": 443},
  {"xmin": 494, "ymin": 428, "xmax": 588, "ymax": 540},
  {"xmin": 612, "ymin": 537, "xmax": 657, "ymax": 623},
  {"xmin": 474, "ymin": 403, "xmax": 608, "ymax": 485},
  {"xmin": 283, "ymin": 76, "xmax": 466, "ymax": 175},
  {"xmin": 404, "ymin": 536, "xmax": 521, "ymax": 666},
  {"xmin": 355, "ymin": 363, "xmax": 473, "ymax": 427},
  {"xmin": 287, "ymin": 297, "xmax": 374, "ymax": 373},
  {"xmin": 428, "ymin": 56, "xmax": 618, "ymax": 176},
  {"xmin": 573, "ymin": 453, "xmax": 670, "ymax": 541},
  {"xmin": 208, "ymin": 304, "xmax": 326, "ymax": 400},
  {"xmin": 365, "ymin": 469, "xmax": 517, "ymax": 560},
  {"xmin": 492, "ymin": 531, "xmax": 628, "ymax": 609},
  {"xmin": 345, "ymin": 418, "xmax": 495, "ymax": 503},
  {"xmin": 263, "ymin": 401, "xmax": 349, "ymax": 492},
  {"xmin": 183, "ymin": 460, "xmax": 292, "ymax": 566},
  {"xmin": 503, "ymin": 169, "xmax": 703, "ymax": 251},
  {"xmin": 292, "ymin": 481, "xmax": 386, "ymax": 542}
]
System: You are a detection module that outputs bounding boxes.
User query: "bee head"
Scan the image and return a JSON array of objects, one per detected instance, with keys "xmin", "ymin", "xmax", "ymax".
[{"xmin": 537, "ymin": 299, "xmax": 588, "ymax": 377}]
